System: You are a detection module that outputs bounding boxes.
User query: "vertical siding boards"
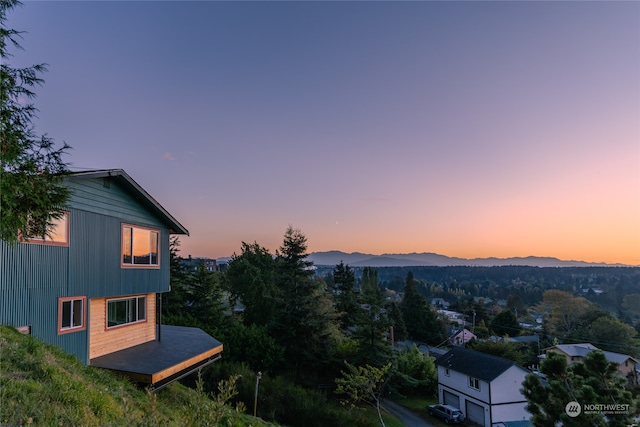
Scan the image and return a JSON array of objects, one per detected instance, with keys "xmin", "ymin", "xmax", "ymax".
[
  {"xmin": 0, "ymin": 242, "xmax": 69, "ymax": 327},
  {"xmin": 66, "ymin": 177, "xmax": 171, "ymax": 298},
  {"xmin": 0, "ymin": 242, "xmax": 87, "ymax": 360},
  {"xmin": 29, "ymin": 287, "xmax": 89, "ymax": 363}
]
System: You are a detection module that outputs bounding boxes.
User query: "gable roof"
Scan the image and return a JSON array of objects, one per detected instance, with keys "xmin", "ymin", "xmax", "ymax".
[
  {"xmin": 67, "ymin": 169, "xmax": 189, "ymax": 235},
  {"xmin": 547, "ymin": 343, "xmax": 637, "ymax": 365},
  {"xmin": 435, "ymin": 346, "xmax": 526, "ymax": 382}
]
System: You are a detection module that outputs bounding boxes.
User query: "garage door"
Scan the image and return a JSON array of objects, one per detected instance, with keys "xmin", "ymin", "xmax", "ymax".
[
  {"xmin": 443, "ymin": 390, "xmax": 460, "ymax": 408},
  {"xmin": 466, "ymin": 400, "xmax": 485, "ymax": 425}
]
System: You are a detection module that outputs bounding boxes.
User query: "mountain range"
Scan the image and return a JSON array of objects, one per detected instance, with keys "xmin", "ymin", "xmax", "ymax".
[{"xmin": 306, "ymin": 251, "xmax": 628, "ymax": 268}]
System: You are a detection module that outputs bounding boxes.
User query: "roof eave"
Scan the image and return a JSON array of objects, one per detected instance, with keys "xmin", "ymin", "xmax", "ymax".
[{"xmin": 67, "ymin": 169, "xmax": 189, "ymax": 235}]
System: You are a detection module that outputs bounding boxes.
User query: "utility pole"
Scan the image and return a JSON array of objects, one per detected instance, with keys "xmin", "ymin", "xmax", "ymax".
[
  {"xmin": 254, "ymin": 371, "xmax": 262, "ymax": 417},
  {"xmin": 473, "ymin": 311, "xmax": 476, "ymax": 334}
]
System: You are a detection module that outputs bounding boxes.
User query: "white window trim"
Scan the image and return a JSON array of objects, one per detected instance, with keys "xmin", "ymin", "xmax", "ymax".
[
  {"xmin": 58, "ymin": 296, "xmax": 86, "ymax": 334},
  {"xmin": 468, "ymin": 376, "xmax": 480, "ymax": 390}
]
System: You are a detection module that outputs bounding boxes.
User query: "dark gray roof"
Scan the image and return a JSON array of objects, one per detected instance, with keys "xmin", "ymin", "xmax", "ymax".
[
  {"xmin": 435, "ymin": 347, "xmax": 526, "ymax": 382},
  {"xmin": 67, "ymin": 169, "xmax": 189, "ymax": 235}
]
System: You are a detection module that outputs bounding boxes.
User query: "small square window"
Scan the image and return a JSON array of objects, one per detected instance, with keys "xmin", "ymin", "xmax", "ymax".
[
  {"xmin": 469, "ymin": 377, "xmax": 480, "ymax": 390},
  {"xmin": 58, "ymin": 296, "xmax": 86, "ymax": 334},
  {"xmin": 444, "ymin": 368, "xmax": 450, "ymax": 376}
]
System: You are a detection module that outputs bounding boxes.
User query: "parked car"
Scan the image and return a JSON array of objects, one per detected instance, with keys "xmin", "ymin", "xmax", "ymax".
[{"xmin": 428, "ymin": 404, "xmax": 465, "ymax": 424}]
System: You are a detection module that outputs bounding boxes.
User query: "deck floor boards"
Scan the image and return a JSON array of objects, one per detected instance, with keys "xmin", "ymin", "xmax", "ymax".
[{"xmin": 90, "ymin": 325, "xmax": 222, "ymax": 385}]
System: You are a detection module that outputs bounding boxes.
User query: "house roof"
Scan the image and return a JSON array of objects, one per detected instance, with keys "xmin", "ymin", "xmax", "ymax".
[
  {"xmin": 67, "ymin": 169, "xmax": 189, "ymax": 235},
  {"xmin": 509, "ymin": 335, "xmax": 540, "ymax": 343},
  {"xmin": 435, "ymin": 346, "xmax": 526, "ymax": 382},
  {"xmin": 451, "ymin": 328, "xmax": 476, "ymax": 338},
  {"xmin": 546, "ymin": 343, "xmax": 638, "ymax": 365}
]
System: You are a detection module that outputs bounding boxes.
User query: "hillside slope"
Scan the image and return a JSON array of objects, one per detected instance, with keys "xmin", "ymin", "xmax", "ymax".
[{"xmin": 0, "ymin": 325, "xmax": 273, "ymax": 427}]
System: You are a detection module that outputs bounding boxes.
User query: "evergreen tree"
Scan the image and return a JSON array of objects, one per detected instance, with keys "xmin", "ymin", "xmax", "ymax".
[
  {"xmin": 187, "ymin": 262, "xmax": 225, "ymax": 327},
  {"xmin": 163, "ymin": 236, "xmax": 194, "ymax": 321},
  {"xmin": 333, "ymin": 262, "xmax": 358, "ymax": 328},
  {"xmin": 522, "ymin": 350, "xmax": 634, "ymax": 427},
  {"xmin": 400, "ymin": 272, "xmax": 445, "ymax": 344},
  {"xmin": 490, "ymin": 309, "xmax": 521, "ymax": 337},
  {"xmin": 273, "ymin": 227, "xmax": 339, "ymax": 379},
  {"xmin": 353, "ymin": 267, "xmax": 391, "ymax": 366},
  {"xmin": 1, "ymin": 0, "xmax": 71, "ymax": 244},
  {"xmin": 387, "ymin": 302, "xmax": 407, "ymax": 343},
  {"xmin": 225, "ymin": 241, "xmax": 279, "ymax": 327}
]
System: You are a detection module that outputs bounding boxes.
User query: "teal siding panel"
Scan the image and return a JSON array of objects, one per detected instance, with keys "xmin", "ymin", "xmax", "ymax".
[
  {"xmin": 67, "ymin": 178, "xmax": 168, "ymax": 229},
  {"xmin": 68, "ymin": 209, "xmax": 170, "ymax": 299},
  {"xmin": 0, "ymin": 242, "xmax": 69, "ymax": 329},
  {"xmin": 68, "ymin": 209, "xmax": 121, "ymax": 298},
  {"xmin": 29, "ymin": 287, "xmax": 88, "ymax": 364},
  {"xmin": 1, "ymin": 242, "xmax": 69, "ymax": 291},
  {"xmin": 0, "ymin": 288, "xmax": 29, "ymax": 327}
]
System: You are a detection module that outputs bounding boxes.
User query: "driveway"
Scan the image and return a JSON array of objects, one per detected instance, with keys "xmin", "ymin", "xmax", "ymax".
[{"xmin": 381, "ymin": 399, "xmax": 435, "ymax": 427}]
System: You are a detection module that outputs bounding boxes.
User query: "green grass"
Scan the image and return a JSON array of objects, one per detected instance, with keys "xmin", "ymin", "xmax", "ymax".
[
  {"xmin": 0, "ymin": 325, "xmax": 418, "ymax": 427},
  {"xmin": 0, "ymin": 325, "xmax": 275, "ymax": 427}
]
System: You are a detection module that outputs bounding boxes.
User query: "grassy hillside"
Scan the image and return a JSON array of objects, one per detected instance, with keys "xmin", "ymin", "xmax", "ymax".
[{"xmin": 0, "ymin": 325, "xmax": 275, "ymax": 426}]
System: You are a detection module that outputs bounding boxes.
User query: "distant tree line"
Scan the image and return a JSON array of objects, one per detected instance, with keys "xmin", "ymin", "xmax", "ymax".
[{"xmin": 164, "ymin": 227, "xmax": 443, "ymax": 427}]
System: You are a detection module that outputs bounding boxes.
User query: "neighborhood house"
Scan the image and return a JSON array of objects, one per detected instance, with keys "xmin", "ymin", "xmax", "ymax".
[
  {"xmin": 0, "ymin": 169, "xmax": 223, "ymax": 390},
  {"xmin": 543, "ymin": 343, "xmax": 638, "ymax": 385},
  {"xmin": 435, "ymin": 346, "xmax": 531, "ymax": 427}
]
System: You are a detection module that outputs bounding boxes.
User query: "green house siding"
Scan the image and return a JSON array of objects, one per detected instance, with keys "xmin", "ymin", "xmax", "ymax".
[
  {"xmin": 1, "ymin": 170, "xmax": 186, "ymax": 364},
  {"xmin": 66, "ymin": 209, "xmax": 170, "ymax": 299},
  {"xmin": 67, "ymin": 176, "xmax": 167, "ymax": 227}
]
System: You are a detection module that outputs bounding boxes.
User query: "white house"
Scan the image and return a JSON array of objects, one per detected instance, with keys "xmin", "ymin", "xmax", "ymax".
[{"xmin": 435, "ymin": 347, "xmax": 531, "ymax": 426}]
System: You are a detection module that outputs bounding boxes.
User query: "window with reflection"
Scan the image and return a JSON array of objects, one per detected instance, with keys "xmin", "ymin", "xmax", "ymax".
[
  {"xmin": 22, "ymin": 211, "xmax": 69, "ymax": 246},
  {"xmin": 122, "ymin": 224, "xmax": 159, "ymax": 267}
]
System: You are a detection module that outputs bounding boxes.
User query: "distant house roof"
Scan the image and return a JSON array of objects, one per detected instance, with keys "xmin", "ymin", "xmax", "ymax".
[
  {"xmin": 67, "ymin": 169, "xmax": 188, "ymax": 235},
  {"xmin": 509, "ymin": 335, "xmax": 540, "ymax": 344},
  {"xmin": 546, "ymin": 343, "xmax": 637, "ymax": 365},
  {"xmin": 436, "ymin": 347, "xmax": 525, "ymax": 382},
  {"xmin": 449, "ymin": 328, "xmax": 477, "ymax": 344}
]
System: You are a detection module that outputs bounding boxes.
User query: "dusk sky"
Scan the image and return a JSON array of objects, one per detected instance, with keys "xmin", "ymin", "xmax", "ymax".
[{"xmin": 7, "ymin": 1, "xmax": 639, "ymax": 265}]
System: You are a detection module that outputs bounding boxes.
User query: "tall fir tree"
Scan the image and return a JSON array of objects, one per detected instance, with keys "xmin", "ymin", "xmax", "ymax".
[
  {"xmin": 353, "ymin": 267, "xmax": 392, "ymax": 366},
  {"xmin": 333, "ymin": 261, "xmax": 358, "ymax": 328},
  {"xmin": 400, "ymin": 272, "xmax": 445, "ymax": 345},
  {"xmin": 1, "ymin": 0, "xmax": 71, "ymax": 244},
  {"xmin": 273, "ymin": 227, "xmax": 339, "ymax": 380}
]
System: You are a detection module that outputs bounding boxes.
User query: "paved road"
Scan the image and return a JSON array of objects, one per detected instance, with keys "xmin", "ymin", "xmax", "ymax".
[{"xmin": 381, "ymin": 399, "xmax": 435, "ymax": 427}]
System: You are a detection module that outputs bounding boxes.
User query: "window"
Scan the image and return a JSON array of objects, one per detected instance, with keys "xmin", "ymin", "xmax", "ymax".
[
  {"xmin": 469, "ymin": 377, "xmax": 480, "ymax": 390},
  {"xmin": 22, "ymin": 211, "xmax": 69, "ymax": 246},
  {"xmin": 107, "ymin": 296, "xmax": 146, "ymax": 327},
  {"xmin": 444, "ymin": 368, "xmax": 450, "ymax": 376},
  {"xmin": 58, "ymin": 296, "xmax": 86, "ymax": 334},
  {"xmin": 122, "ymin": 224, "xmax": 159, "ymax": 267}
]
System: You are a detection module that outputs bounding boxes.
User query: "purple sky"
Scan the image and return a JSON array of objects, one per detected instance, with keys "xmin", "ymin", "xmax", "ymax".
[{"xmin": 7, "ymin": 1, "xmax": 640, "ymax": 264}]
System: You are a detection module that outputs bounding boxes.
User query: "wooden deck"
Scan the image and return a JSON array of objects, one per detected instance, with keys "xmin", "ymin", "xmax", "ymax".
[{"xmin": 90, "ymin": 325, "xmax": 223, "ymax": 390}]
